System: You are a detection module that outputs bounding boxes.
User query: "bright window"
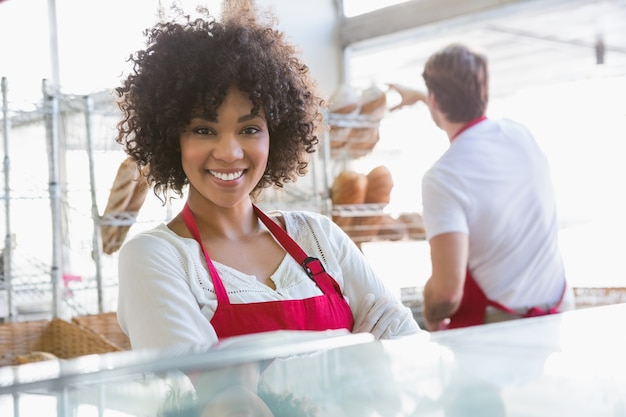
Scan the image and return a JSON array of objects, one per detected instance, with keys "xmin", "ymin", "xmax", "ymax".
[{"xmin": 342, "ymin": 0, "xmax": 411, "ymax": 17}]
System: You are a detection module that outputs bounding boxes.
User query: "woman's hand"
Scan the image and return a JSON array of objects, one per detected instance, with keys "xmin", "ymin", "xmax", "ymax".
[{"xmin": 353, "ymin": 293, "xmax": 406, "ymax": 339}]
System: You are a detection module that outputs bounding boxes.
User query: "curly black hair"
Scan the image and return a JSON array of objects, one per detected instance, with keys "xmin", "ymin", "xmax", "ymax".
[{"xmin": 115, "ymin": 4, "xmax": 324, "ymax": 203}]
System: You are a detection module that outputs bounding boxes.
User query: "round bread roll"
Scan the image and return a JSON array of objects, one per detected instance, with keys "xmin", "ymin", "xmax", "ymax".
[
  {"xmin": 364, "ymin": 165, "xmax": 394, "ymax": 204},
  {"xmin": 101, "ymin": 158, "xmax": 150, "ymax": 255},
  {"xmin": 350, "ymin": 165, "xmax": 394, "ymax": 242},
  {"xmin": 331, "ymin": 170, "xmax": 367, "ymax": 231},
  {"xmin": 331, "ymin": 170, "xmax": 368, "ymax": 205}
]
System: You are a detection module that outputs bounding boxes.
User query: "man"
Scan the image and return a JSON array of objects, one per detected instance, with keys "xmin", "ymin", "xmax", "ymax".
[{"xmin": 400, "ymin": 44, "xmax": 574, "ymax": 331}]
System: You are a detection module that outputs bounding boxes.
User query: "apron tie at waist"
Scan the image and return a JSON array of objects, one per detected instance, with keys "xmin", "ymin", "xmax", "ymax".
[
  {"xmin": 524, "ymin": 305, "xmax": 561, "ymax": 318},
  {"xmin": 448, "ymin": 267, "xmax": 567, "ymax": 329},
  {"xmin": 524, "ymin": 306, "xmax": 549, "ymax": 318}
]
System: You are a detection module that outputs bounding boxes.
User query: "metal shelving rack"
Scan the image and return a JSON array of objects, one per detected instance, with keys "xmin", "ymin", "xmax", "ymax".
[{"xmin": 323, "ymin": 111, "xmax": 425, "ymax": 246}]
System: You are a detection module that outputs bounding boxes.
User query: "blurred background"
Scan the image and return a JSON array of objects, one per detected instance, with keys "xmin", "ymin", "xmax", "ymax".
[{"xmin": 1, "ymin": 0, "xmax": 625, "ymax": 321}]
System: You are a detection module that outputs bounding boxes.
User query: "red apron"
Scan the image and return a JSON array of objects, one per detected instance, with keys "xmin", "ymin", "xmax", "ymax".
[
  {"xmin": 182, "ymin": 203, "xmax": 354, "ymax": 339},
  {"xmin": 447, "ymin": 269, "xmax": 566, "ymax": 329}
]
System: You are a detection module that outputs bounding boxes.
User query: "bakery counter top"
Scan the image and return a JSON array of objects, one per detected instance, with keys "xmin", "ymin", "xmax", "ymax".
[{"xmin": 2, "ymin": 304, "xmax": 626, "ymax": 416}]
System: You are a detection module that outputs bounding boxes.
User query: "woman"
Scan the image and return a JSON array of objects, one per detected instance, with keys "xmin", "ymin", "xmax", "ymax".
[{"xmin": 114, "ymin": 3, "xmax": 421, "ymax": 350}]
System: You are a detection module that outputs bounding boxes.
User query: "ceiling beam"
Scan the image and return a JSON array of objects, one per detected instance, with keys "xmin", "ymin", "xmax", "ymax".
[{"xmin": 338, "ymin": 0, "xmax": 529, "ymax": 48}]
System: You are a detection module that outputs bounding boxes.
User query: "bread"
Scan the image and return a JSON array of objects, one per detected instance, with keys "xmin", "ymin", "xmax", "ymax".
[
  {"xmin": 16, "ymin": 351, "xmax": 59, "ymax": 365},
  {"xmin": 375, "ymin": 215, "xmax": 407, "ymax": 241},
  {"xmin": 347, "ymin": 85, "xmax": 387, "ymax": 154},
  {"xmin": 331, "ymin": 170, "xmax": 368, "ymax": 205},
  {"xmin": 328, "ymin": 84, "xmax": 361, "ymax": 155},
  {"xmin": 100, "ymin": 158, "xmax": 150, "ymax": 255},
  {"xmin": 328, "ymin": 84, "xmax": 360, "ymax": 113},
  {"xmin": 364, "ymin": 165, "xmax": 394, "ymax": 204},
  {"xmin": 331, "ymin": 170, "xmax": 367, "ymax": 230},
  {"xmin": 398, "ymin": 212, "xmax": 426, "ymax": 239},
  {"xmin": 349, "ymin": 166, "xmax": 394, "ymax": 241}
]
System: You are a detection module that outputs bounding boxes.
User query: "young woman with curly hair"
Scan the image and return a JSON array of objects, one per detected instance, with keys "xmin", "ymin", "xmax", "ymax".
[{"xmin": 114, "ymin": 3, "xmax": 421, "ymax": 351}]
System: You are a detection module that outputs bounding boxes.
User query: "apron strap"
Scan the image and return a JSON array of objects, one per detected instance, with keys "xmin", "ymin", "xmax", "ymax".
[
  {"xmin": 253, "ymin": 204, "xmax": 326, "ymax": 280},
  {"xmin": 451, "ymin": 115, "xmax": 487, "ymax": 141},
  {"xmin": 182, "ymin": 203, "xmax": 332, "ymax": 300},
  {"xmin": 181, "ymin": 203, "xmax": 230, "ymax": 304},
  {"xmin": 485, "ymin": 277, "xmax": 568, "ymax": 318}
]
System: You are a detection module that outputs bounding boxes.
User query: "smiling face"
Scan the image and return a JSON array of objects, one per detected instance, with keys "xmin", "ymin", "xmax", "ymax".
[{"xmin": 180, "ymin": 87, "xmax": 270, "ymax": 209}]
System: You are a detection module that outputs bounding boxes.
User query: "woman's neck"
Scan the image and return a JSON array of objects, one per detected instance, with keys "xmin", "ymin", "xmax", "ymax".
[{"xmin": 185, "ymin": 197, "xmax": 259, "ymax": 240}]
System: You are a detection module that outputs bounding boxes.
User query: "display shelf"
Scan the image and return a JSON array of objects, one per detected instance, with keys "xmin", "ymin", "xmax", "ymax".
[
  {"xmin": 331, "ymin": 203, "xmax": 425, "ymax": 244},
  {"xmin": 324, "ymin": 112, "xmax": 425, "ymax": 246},
  {"xmin": 326, "ymin": 112, "xmax": 382, "ymax": 160}
]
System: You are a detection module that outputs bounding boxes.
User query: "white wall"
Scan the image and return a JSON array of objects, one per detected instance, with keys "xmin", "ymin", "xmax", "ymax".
[{"xmin": 257, "ymin": 0, "xmax": 343, "ymax": 100}]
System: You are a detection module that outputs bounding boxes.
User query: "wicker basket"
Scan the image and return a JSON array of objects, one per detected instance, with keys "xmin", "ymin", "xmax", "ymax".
[
  {"xmin": 0, "ymin": 317, "xmax": 122, "ymax": 367},
  {"xmin": 72, "ymin": 312, "xmax": 131, "ymax": 351},
  {"xmin": 573, "ymin": 287, "xmax": 626, "ymax": 309}
]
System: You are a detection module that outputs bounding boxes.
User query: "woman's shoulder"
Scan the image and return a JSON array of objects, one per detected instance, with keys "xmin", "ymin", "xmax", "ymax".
[
  {"xmin": 278, "ymin": 209, "xmax": 335, "ymax": 232},
  {"xmin": 281, "ymin": 209, "xmax": 330, "ymax": 222},
  {"xmin": 119, "ymin": 223, "xmax": 196, "ymax": 257}
]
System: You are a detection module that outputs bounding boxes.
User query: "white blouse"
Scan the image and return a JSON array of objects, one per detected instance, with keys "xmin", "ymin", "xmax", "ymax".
[{"xmin": 117, "ymin": 210, "xmax": 420, "ymax": 350}]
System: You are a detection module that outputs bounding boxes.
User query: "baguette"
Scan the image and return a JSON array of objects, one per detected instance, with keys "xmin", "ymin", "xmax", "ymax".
[{"xmin": 100, "ymin": 157, "xmax": 150, "ymax": 255}]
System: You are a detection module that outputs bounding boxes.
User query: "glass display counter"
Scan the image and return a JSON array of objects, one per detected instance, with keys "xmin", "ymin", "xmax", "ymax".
[{"xmin": 2, "ymin": 303, "xmax": 626, "ymax": 416}]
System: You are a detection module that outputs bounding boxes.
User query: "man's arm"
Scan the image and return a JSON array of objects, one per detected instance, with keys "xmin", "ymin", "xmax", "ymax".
[{"xmin": 422, "ymin": 232, "xmax": 468, "ymax": 331}]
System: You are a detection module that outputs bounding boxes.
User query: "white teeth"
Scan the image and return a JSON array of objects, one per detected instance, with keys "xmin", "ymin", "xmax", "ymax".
[{"xmin": 209, "ymin": 170, "xmax": 243, "ymax": 181}]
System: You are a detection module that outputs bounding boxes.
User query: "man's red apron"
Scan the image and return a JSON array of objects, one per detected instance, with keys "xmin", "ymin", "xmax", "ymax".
[
  {"xmin": 447, "ymin": 269, "xmax": 566, "ymax": 329},
  {"xmin": 182, "ymin": 203, "xmax": 354, "ymax": 339}
]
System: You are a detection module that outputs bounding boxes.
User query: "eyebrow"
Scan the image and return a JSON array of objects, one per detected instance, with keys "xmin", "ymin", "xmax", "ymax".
[
  {"xmin": 237, "ymin": 113, "xmax": 265, "ymax": 123},
  {"xmin": 190, "ymin": 112, "xmax": 265, "ymax": 124}
]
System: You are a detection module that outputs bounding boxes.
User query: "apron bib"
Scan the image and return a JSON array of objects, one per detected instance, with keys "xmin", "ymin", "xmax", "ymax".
[{"xmin": 182, "ymin": 204, "xmax": 354, "ymax": 339}]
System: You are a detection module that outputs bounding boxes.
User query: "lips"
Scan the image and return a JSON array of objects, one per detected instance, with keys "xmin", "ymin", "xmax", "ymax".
[{"xmin": 209, "ymin": 170, "xmax": 244, "ymax": 181}]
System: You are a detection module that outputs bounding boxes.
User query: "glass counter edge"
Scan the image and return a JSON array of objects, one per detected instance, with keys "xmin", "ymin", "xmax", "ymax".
[{"xmin": 0, "ymin": 330, "xmax": 376, "ymax": 394}]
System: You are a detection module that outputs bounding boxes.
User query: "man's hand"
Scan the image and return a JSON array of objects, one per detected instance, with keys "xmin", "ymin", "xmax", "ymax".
[
  {"xmin": 423, "ymin": 315, "xmax": 450, "ymax": 332},
  {"xmin": 387, "ymin": 83, "xmax": 427, "ymax": 112}
]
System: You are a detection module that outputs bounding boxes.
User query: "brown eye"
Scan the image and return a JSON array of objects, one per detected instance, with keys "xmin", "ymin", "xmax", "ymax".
[
  {"xmin": 241, "ymin": 126, "xmax": 261, "ymax": 135},
  {"xmin": 193, "ymin": 127, "xmax": 215, "ymax": 135}
]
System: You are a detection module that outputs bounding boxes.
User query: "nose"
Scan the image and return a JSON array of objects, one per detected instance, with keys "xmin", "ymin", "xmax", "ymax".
[{"xmin": 214, "ymin": 134, "xmax": 244, "ymax": 162}]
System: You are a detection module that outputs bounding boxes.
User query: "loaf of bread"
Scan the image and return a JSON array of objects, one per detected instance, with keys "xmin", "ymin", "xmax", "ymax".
[
  {"xmin": 364, "ymin": 165, "xmax": 394, "ymax": 204},
  {"xmin": 347, "ymin": 85, "xmax": 387, "ymax": 154},
  {"xmin": 16, "ymin": 351, "xmax": 59, "ymax": 365},
  {"xmin": 100, "ymin": 157, "xmax": 150, "ymax": 255},
  {"xmin": 331, "ymin": 170, "xmax": 368, "ymax": 205},
  {"xmin": 331, "ymin": 170, "xmax": 367, "ymax": 230},
  {"xmin": 349, "ymin": 165, "xmax": 394, "ymax": 240}
]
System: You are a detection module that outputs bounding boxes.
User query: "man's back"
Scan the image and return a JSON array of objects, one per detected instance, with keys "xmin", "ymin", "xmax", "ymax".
[{"xmin": 422, "ymin": 118, "xmax": 566, "ymax": 309}]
